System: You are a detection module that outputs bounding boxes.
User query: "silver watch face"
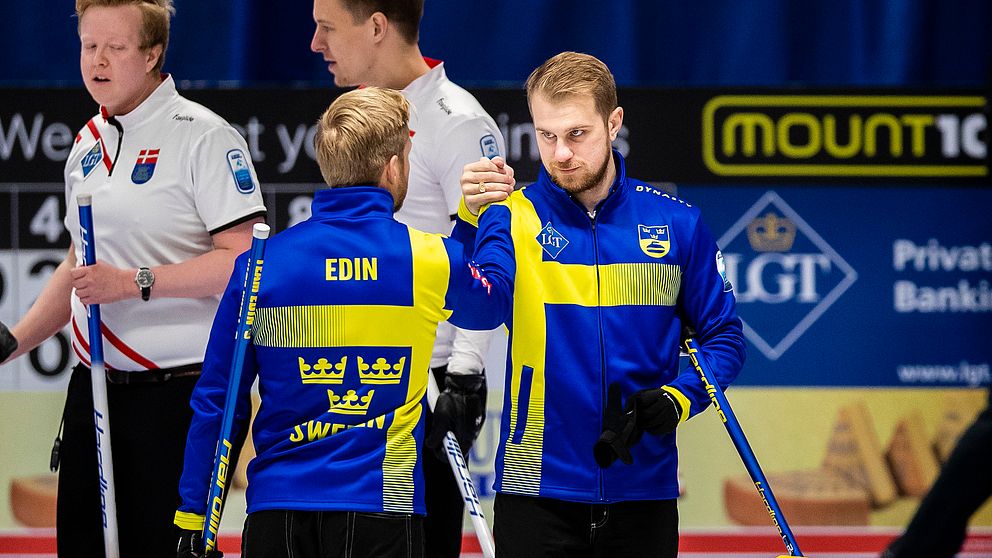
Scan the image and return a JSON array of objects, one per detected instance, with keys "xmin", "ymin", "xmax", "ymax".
[{"xmin": 135, "ymin": 268, "xmax": 155, "ymax": 288}]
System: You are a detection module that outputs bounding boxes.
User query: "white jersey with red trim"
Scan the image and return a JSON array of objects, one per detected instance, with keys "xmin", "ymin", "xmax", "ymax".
[
  {"xmin": 63, "ymin": 75, "xmax": 267, "ymax": 371},
  {"xmin": 397, "ymin": 60, "xmax": 507, "ymax": 369}
]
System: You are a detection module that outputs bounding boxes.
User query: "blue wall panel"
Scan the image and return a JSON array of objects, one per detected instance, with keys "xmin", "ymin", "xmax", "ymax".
[{"xmin": 2, "ymin": 0, "xmax": 990, "ymax": 87}]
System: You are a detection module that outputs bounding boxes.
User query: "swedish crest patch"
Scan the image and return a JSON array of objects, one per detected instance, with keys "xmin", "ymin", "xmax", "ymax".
[{"xmin": 638, "ymin": 224, "xmax": 670, "ymax": 258}]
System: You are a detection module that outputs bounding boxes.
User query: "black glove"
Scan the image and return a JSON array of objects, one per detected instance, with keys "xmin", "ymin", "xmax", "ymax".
[
  {"xmin": 0, "ymin": 320, "xmax": 17, "ymax": 363},
  {"xmin": 426, "ymin": 373, "xmax": 487, "ymax": 458},
  {"xmin": 177, "ymin": 528, "xmax": 223, "ymax": 558},
  {"xmin": 593, "ymin": 383, "xmax": 639, "ymax": 468},
  {"xmin": 627, "ymin": 388, "xmax": 682, "ymax": 436}
]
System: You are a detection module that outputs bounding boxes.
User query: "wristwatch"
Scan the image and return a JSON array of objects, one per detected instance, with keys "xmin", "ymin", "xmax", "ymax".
[{"xmin": 135, "ymin": 267, "xmax": 155, "ymax": 301}]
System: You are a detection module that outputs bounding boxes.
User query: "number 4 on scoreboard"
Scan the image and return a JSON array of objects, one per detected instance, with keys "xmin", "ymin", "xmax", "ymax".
[{"xmin": 30, "ymin": 196, "xmax": 64, "ymax": 245}]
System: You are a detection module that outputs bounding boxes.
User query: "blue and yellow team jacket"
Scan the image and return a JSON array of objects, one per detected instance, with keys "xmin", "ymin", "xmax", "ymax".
[
  {"xmin": 176, "ymin": 186, "xmax": 513, "ymax": 528},
  {"xmin": 455, "ymin": 151, "xmax": 746, "ymax": 503}
]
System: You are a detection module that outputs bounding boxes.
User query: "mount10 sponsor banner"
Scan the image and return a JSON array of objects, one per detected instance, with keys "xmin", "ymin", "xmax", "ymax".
[
  {"xmin": 0, "ymin": 88, "xmax": 987, "ymax": 183},
  {"xmin": 681, "ymin": 185, "xmax": 991, "ymax": 388}
]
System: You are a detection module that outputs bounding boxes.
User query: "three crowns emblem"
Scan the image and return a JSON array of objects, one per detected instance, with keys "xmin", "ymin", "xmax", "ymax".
[{"xmin": 299, "ymin": 352, "xmax": 409, "ymax": 418}]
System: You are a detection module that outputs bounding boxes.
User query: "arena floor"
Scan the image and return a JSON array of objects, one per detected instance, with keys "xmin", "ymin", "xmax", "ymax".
[{"xmin": 2, "ymin": 528, "xmax": 991, "ymax": 557}]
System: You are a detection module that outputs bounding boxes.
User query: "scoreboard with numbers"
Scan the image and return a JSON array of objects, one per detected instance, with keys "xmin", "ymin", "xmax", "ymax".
[
  {"xmin": 0, "ymin": 183, "xmax": 322, "ymax": 391},
  {"xmin": 0, "ymin": 185, "xmax": 73, "ymax": 389}
]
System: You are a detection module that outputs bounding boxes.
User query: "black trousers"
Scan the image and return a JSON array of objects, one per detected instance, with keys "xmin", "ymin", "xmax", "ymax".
[
  {"xmin": 242, "ymin": 509, "xmax": 424, "ymax": 558},
  {"xmin": 423, "ymin": 366, "xmax": 466, "ymax": 558},
  {"xmin": 493, "ymin": 493, "xmax": 678, "ymax": 558},
  {"xmin": 56, "ymin": 364, "xmax": 197, "ymax": 558},
  {"xmin": 885, "ymin": 386, "xmax": 992, "ymax": 558}
]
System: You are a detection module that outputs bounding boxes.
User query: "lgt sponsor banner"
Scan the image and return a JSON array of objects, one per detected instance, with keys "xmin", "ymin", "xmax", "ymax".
[{"xmin": 680, "ymin": 185, "xmax": 992, "ymax": 387}]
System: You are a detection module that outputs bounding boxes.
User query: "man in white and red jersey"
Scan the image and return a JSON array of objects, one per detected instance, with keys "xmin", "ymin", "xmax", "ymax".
[
  {"xmin": 59, "ymin": 86, "xmax": 267, "ymax": 373},
  {"xmin": 0, "ymin": 1, "xmax": 264, "ymax": 556},
  {"xmin": 310, "ymin": 1, "xmax": 506, "ymax": 555}
]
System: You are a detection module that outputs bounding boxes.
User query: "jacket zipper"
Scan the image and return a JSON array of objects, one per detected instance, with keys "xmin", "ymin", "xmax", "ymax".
[
  {"xmin": 591, "ymin": 213, "xmax": 607, "ymax": 502},
  {"xmin": 107, "ymin": 117, "xmax": 124, "ymax": 176},
  {"xmin": 561, "ymin": 174, "xmax": 619, "ymax": 502}
]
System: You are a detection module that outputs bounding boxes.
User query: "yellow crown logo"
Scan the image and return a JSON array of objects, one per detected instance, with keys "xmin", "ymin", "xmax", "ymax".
[
  {"xmin": 327, "ymin": 389, "xmax": 375, "ymax": 415},
  {"xmin": 357, "ymin": 356, "xmax": 406, "ymax": 385},
  {"xmin": 747, "ymin": 213, "xmax": 797, "ymax": 252},
  {"xmin": 300, "ymin": 356, "xmax": 347, "ymax": 384}
]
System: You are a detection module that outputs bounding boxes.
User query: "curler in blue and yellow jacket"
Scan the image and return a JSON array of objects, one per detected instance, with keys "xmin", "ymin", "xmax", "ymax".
[
  {"xmin": 175, "ymin": 185, "xmax": 513, "ymax": 531},
  {"xmin": 455, "ymin": 150, "xmax": 746, "ymax": 503}
]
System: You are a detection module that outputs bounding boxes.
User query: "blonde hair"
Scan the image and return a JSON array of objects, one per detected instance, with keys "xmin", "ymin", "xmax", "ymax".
[
  {"xmin": 314, "ymin": 87, "xmax": 411, "ymax": 188},
  {"xmin": 526, "ymin": 51, "xmax": 618, "ymax": 122},
  {"xmin": 76, "ymin": 0, "xmax": 174, "ymax": 72}
]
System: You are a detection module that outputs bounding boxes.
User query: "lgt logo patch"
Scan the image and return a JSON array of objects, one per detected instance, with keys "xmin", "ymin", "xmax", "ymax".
[
  {"xmin": 81, "ymin": 142, "xmax": 103, "ymax": 178},
  {"xmin": 537, "ymin": 222, "xmax": 569, "ymax": 259}
]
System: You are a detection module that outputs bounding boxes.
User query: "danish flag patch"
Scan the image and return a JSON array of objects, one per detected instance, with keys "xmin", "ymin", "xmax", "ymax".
[{"xmin": 131, "ymin": 148, "xmax": 160, "ymax": 184}]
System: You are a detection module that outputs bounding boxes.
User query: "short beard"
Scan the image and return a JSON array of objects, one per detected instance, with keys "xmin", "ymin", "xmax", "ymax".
[{"xmin": 548, "ymin": 151, "xmax": 610, "ymax": 196}]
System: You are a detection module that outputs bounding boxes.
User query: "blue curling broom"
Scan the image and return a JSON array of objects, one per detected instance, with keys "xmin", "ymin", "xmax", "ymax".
[
  {"xmin": 202, "ymin": 223, "xmax": 270, "ymax": 554},
  {"xmin": 684, "ymin": 337, "xmax": 804, "ymax": 557},
  {"xmin": 77, "ymin": 194, "xmax": 120, "ymax": 558}
]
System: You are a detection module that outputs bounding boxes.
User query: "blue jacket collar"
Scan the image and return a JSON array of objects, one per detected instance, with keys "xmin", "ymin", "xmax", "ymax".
[
  {"xmin": 535, "ymin": 149, "xmax": 628, "ymax": 211},
  {"xmin": 310, "ymin": 186, "xmax": 394, "ymax": 220}
]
